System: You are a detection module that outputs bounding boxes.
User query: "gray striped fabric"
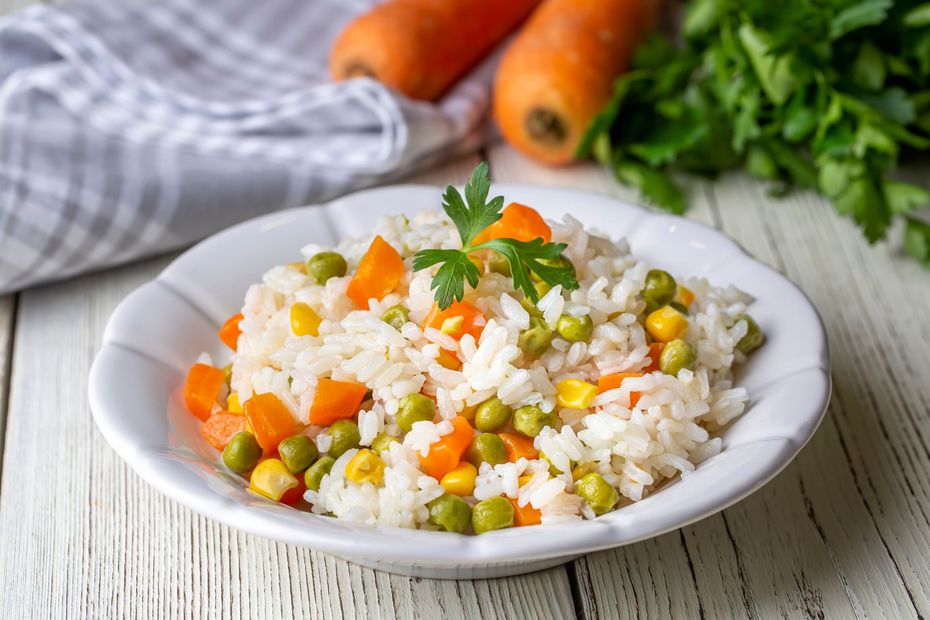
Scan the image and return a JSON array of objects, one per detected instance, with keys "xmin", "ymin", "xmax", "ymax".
[{"xmin": 0, "ymin": 0, "xmax": 493, "ymax": 293}]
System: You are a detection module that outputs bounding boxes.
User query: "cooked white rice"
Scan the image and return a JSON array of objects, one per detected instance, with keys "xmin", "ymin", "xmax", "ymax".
[{"xmin": 228, "ymin": 209, "xmax": 753, "ymax": 529}]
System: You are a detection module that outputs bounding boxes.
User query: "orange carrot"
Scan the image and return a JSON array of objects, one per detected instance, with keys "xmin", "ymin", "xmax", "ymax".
[
  {"xmin": 419, "ymin": 416, "xmax": 475, "ymax": 479},
  {"xmin": 597, "ymin": 372, "xmax": 644, "ymax": 407},
  {"xmin": 346, "ymin": 235, "xmax": 405, "ymax": 309},
  {"xmin": 184, "ymin": 363, "xmax": 226, "ymax": 421},
  {"xmin": 422, "ymin": 300, "xmax": 486, "ymax": 342},
  {"xmin": 330, "ymin": 0, "xmax": 541, "ymax": 101},
  {"xmin": 498, "ymin": 432, "xmax": 539, "ymax": 462},
  {"xmin": 308, "ymin": 378, "xmax": 368, "ymax": 426},
  {"xmin": 644, "ymin": 342, "xmax": 665, "ymax": 373},
  {"xmin": 243, "ymin": 393, "xmax": 300, "ymax": 454},
  {"xmin": 474, "ymin": 202, "xmax": 551, "ymax": 244},
  {"xmin": 218, "ymin": 313, "xmax": 243, "ymax": 351},
  {"xmin": 200, "ymin": 412, "xmax": 248, "ymax": 451},
  {"xmin": 597, "ymin": 372, "xmax": 642, "ymax": 393},
  {"xmin": 509, "ymin": 498, "xmax": 542, "ymax": 526},
  {"xmin": 493, "ymin": 0, "xmax": 659, "ymax": 164}
]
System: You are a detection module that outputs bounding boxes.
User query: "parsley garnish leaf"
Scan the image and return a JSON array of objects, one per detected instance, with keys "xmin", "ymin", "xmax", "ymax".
[
  {"xmin": 413, "ymin": 162, "xmax": 578, "ymax": 309},
  {"xmin": 443, "ymin": 161, "xmax": 504, "ymax": 247}
]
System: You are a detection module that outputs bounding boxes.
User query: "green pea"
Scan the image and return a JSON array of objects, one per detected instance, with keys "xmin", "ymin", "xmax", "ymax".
[
  {"xmin": 642, "ymin": 269, "xmax": 677, "ymax": 314},
  {"xmin": 371, "ymin": 432, "xmax": 399, "ymax": 454},
  {"xmin": 381, "ymin": 305, "xmax": 409, "ymax": 331},
  {"xmin": 488, "ymin": 253, "xmax": 511, "ymax": 276},
  {"xmin": 734, "ymin": 314, "xmax": 765, "ymax": 354},
  {"xmin": 659, "ymin": 339, "xmax": 698, "ymax": 377},
  {"xmin": 471, "ymin": 496, "xmax": 515, "ymax": 534},
  {"xmin": 306, "ymin": 251, "xmax": 347, "ymax": 285},
  {"xmin": 518, "ymin": 316, "xmax": 554, "ymax": 356},
  {"xmin": 223, "ymin": 363, "xmax": 233, "ymax": 387},
  {"xmin": 575, "ymin": 472, "xmax": 619, "ymax": 516},
  {"xmin": 512, "ymin": 405, "xmax": 558, "ymax": 438},
  {"xmin": 304, "ymin": 455, "xmax": 336, "ymax": 492},
  {"xmin": 222, "ymin": 432, "xmax": 262, "ymax": 474},
  {"xmin": 277, "ymin": 435, "xmax": 319, "ymax": 474},
  {"xmin": 530, "ymin": 255, "xmax": 575, "ymax": 283},
  {"xmin": 669, "ymin": 301, "xmax": 689, "ymax": 315},
  {"xmin": 427, "ymin": 493, "xmax": 472, "ymax": 533},
  {"xmin": 466, "ymin": 433, "xmax": 508, "ymax": 467},
  {"xmin": 474, "ymin": 397, "xmax": 511, "ymax": 432},
  {"xmin": 396, "ymin": 393, "xmax": 436, "ymax": 432},
  {"xmin": 556, "ymin": 314, "xmax": 594, "ymax": 343},
  {"xmin": 327, "ymin": 419, "xmax": 361, "ymax": 458}
]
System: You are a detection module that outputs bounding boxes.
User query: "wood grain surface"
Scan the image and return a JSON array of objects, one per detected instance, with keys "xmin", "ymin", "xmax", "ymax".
[{"xmin": 1, "ymin": 0, "xmax": 929, "ymax": 617}]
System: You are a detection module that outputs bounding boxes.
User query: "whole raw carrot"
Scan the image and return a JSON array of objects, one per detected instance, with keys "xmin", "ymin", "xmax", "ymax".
[
  {"xmin": 330, "ymin": 0, "xmax": 541, "ymax": 101},
  {"xmin": 493, "ymin": 0, "xmax": 659, "ymax": 165}
]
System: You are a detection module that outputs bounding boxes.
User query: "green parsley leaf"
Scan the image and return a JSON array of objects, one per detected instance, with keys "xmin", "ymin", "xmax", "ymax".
[
  {"xmin": 830, "ymin": 0, "xmax": 891, "ymax": 40},
  {"xmin": 413, "ymin": 163, "xmax": 579, "ymax": 309},
  {"xmin": 413, "ymin": 249, "xmax": 482, "ymax": 310},
  {"xmin": 441, "ymin": 162, "xmax": 503, "ymax": 248},
  {"xmin": 473, "ymin": 238, "xmax": 579, "ymax": 302}
]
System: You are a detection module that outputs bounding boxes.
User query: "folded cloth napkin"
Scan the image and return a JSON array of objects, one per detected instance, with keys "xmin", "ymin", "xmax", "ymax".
[{"xmin": 0, "ymin": 0, "xmax": 494, "ymax": 293}]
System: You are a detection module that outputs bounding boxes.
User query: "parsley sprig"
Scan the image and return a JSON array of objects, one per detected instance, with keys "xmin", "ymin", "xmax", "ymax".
[
  {"xmin": 578, "ymin": 0, "xmax": 930, "ymax": 265},
  {"xmin": 413, "ymin": 162, "xmax": 578, "ymax": 309}
]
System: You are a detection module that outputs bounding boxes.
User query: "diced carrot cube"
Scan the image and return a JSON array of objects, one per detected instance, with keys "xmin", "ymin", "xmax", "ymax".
[
  {"xmin": 497, "ymin": 432, "xmax": 539, "ymax": 462},
  {"xmin": 200, "ymin": 412, "xmax": 248, "ymax": 451},
  {"xmin": 597, "ymin": 372, "xmax": 644, "ymax": 408},
  {"xmin": 419, "ymin": 416, "xmax": 475, "ymax": 479},
  {"xmin": 509, "ymin": 498, "xmax": 542, "ymax": 526},
  {"xmin": 218, "ymin": 313, "xmax": 243, "ymax": 351},
  {"xmin": 308, "ymin": 378, "xmax": 368, "ymax": 426},
  {"xmin": 346, "ymin": 235, "xmax": 405, "ymax": 309},
  {"xmin": 422, "ymin": 300, "xmax": 486, "ymax": 342},
  {"xmin": 243, "ymin": 392, "xmax": 300, "ymax": 454},
  {"xmin": 184, "ymin": 363, "xmax": 226, "ymax": 421},
  {"xmin": 475, "ymin": 202, "xmax": 551, "ymax": 244}
]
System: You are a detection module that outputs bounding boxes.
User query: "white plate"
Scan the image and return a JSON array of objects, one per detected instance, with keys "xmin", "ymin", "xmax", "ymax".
[{"xmin": 88, "ymin": 184, "xmax": 830, "ymax": 579}]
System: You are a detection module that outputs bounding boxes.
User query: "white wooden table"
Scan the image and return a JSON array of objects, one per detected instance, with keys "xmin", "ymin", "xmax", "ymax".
[{"xmin": 3, "ymin": 4, "xmax": 930, "ymax": 619}]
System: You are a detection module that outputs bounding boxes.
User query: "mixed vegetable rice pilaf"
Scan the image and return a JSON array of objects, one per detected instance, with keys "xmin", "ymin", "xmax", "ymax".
[{"xmin": 183, "ymin": 164, "xmax": 764, "ymax": 534}]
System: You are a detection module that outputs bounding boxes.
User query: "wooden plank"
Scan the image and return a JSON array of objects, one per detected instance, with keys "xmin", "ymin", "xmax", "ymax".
[
  {"xmin": 488, "ymin": 142, "xmax": 930, "ymax": 619},
  {"xmin": 0, "ymin": 152, "xmax": 576, "ymax": 619},
  {"xmin": 706, "ymin": 173, "xmax": 930, "ymax": 618}
]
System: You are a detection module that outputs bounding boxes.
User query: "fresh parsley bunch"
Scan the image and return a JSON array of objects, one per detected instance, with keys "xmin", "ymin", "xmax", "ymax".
[
  {"xmin": 579, "ymin": 0, "xmax": 930, "ymax": 264},
  {"xmin": 413, "ymin": 162, "xmax": 578, "ymax": 309}
]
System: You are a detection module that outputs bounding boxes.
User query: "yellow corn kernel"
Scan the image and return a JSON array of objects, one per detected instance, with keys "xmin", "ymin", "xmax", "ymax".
[
  {"xmin": 345, "ymin": 449, "xmax": 385, "ymax": 485},
  {"xmin": 287, "ymin": 261, "xmax": 308, "ymax": 274},
  {"xmin": 227, "ymin": 392, "xmax": 242, "ymax": 414},
  {"xmin": 249, "ymin": 459, "xmax": 298, "ymax": 501},
  {"xmin": 645, "ymin": 306, "xmax": 689, "ymax": 342},
  {"xmin": 556, "ymin": 378, "xmax": 598, "ymax": 409},
  {"xmin": 440, "ymin": 315, "xmax": 464, "ymax": 335},
  {"xmin": 440, "ymin": 461, "xmax": 478, "ymax": 496},
  {"xmin": 677, "ymin": 285, "xmax": 695, "ymax": 307},
  {"xmin": 290, "ymin": 302, "xmax": 321, "ymax": 337},
  {"xmin": 518, "ymin": 474, "xmax": 534, "ymax": 487},
  {"xmin": 436, "ymin": 348, "xmax": 462, "ymax": 370}
]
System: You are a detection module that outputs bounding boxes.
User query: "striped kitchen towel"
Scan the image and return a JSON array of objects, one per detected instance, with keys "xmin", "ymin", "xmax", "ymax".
[{"xmin": 0, "ymin": 0, "xmax": 494, "ymax": 293}]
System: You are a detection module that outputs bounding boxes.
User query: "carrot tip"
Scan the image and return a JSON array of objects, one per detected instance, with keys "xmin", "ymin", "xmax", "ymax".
[{"xmin": 526, "ymin": 107, "xmax": 567, "ymax": 145}]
